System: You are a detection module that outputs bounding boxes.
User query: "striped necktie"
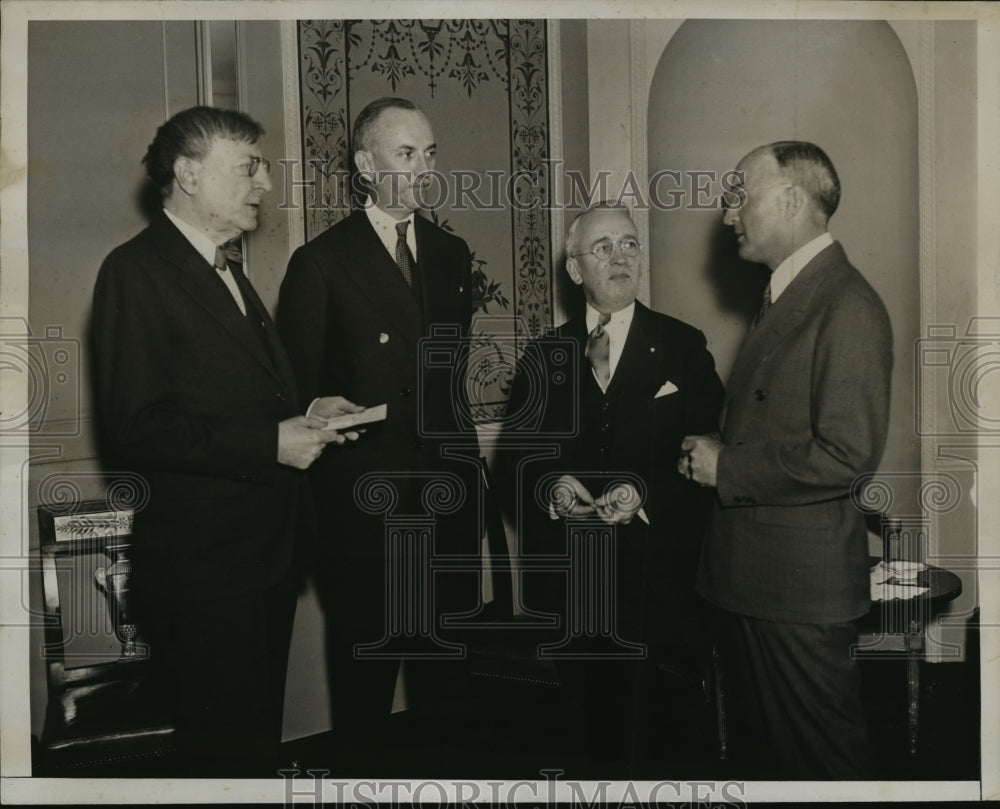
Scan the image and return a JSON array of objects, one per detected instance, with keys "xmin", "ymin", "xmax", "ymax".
[
  {"xmin": 750, "ymin": 283, "xmax": 771, "ymax": 330},
  {"xmin": 586, "ymin": 312, "xmax": 612, "ymax": 387}
]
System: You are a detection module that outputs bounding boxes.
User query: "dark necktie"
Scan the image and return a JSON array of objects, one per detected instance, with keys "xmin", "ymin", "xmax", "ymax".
[
  {"xmin": 750, "ymin": 282, "xmax": 772, "ymax": 330},
  {"xmin": 213, "ymin": 245, "xmax": 228, "ymax": 272},
  {"xmin": 586, "ymin": 312, "xmax": 612, "ymax": 387},
  {"xmin": 395, "ymin": 220, "xmax": 415, "ymax": 286},
  {"xmin": 213, "ymin": 244, "xmax": 248, "ymax": 317}
]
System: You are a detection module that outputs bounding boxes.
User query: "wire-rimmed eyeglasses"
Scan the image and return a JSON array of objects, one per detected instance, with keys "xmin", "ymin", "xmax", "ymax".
[
  {"xmin": 241, "ymin": 156, "xmax": 271, "ymax": 178},
  {"xmin": 571, "ymin": 237, "xmax": 642, "ymax": 261}
]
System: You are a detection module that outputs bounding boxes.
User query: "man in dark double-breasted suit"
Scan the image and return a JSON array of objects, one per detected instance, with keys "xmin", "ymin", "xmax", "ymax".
[
  {"xmin": 278, "ymin": 97, "xmax": 477, "ymax": 754},
  {"xmin": 498, "ymin": 203, "xmax": 724, "ymax": 776},
  {"xmin": 684, "ymin": 141, "xmax": 893, "ymax": 779},
  {"xmin": 92, "ymin": 107, "xmax": 355, "ymax": 775}
]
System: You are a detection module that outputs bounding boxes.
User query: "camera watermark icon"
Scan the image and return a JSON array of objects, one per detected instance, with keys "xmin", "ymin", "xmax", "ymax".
[
  {"xmin": 417, "ymin": 319, "xmax": 579, "ymax": 439},
  {"xmin": 916, "ymin": 318, "xmax": 1000, "ymax": 435},
  {"xmin": 0, "ymin": 318, "xmax": 81, "ymax": 435}
]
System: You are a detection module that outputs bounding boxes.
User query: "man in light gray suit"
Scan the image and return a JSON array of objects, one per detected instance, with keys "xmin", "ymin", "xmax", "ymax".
[{"xmin": 682, "ymin": 141, "xmax": 893, "ymax": 779}]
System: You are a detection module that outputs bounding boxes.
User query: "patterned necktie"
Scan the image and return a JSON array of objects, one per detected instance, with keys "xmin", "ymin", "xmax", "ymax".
[
  {"xmin": 750, "ymin": 282, "xmax": 772, "ymax": 330},
  {"xmin": 586, "ymin": 312, "xmax": 612, "ymax": 387},
  {"xmin": 395, "ymin": 220, "xmax": 415, "ymax": 286},
  {"xmin": 213, "ymin": 244, "xmax": 248, "ymax": 317}
]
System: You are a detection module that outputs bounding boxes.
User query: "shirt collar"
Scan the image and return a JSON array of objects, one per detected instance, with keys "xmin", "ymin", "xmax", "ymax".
[
  {"xmin": 364, "ymin": 198, "xmax": 417, "ymax": 261},
  {"xmin": 769, "ymin": 231, "xmax": 834, "ymax": 302},
  {"xmin": 585, "ymin": 300, "xmax": 635, "ymax": 333},
  {"xmin": 163, "ymin": 207, "xmax": 221, "ymax": 267}
]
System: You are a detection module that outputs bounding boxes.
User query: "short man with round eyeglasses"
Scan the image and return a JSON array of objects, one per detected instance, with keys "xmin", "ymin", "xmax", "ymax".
[{"xmin": 497, "ymin": 202, "xmax": 724, "ymax": 776}]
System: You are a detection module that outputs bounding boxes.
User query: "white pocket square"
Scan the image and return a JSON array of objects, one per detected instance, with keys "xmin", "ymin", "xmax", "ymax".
[{"xmin": 654, "ymin": 381, "xmax": 679, "ymax": 398}]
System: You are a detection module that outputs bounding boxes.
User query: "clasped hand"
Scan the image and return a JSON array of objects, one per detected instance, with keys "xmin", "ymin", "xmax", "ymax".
[
  {"xmin": 550, "ymin": 475, "xmax": 641, "ymax": 525},
  {"xmin": 678, "ymin": 434, "xmax": 722, "ymax": 487},
  {"xmin": 278, "ymin": 396, "xmax": 365, "ymax": 470}
]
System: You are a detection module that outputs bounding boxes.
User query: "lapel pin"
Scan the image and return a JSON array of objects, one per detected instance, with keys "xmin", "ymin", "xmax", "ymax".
[{"xmin": 379, "ymin": 332, "xmax": 389, "ymax": 344}]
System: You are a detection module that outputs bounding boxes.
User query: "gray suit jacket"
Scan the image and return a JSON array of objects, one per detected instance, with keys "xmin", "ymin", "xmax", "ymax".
[{"xmin": 697, "ymin": 241, "xmax": 893, "ymax": 623}]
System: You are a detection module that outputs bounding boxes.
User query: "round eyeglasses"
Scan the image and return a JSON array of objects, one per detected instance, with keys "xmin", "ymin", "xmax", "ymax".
[
  {"xmin": 241, "ymin": 156, "xmax": 271, "ymax": 178},
  {"xmin": 571, "ymin": 237, "xmax": 642, "ymax": 261}
]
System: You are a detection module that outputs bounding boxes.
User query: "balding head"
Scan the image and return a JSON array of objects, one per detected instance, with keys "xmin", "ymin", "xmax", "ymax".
[{"xmin": 722, "ymin": 141, "xmax": 839, "ymax": 269}]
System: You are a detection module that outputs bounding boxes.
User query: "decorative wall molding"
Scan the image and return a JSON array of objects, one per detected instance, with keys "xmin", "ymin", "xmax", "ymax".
[
  {"xmin": 508, "ymin": 19, "xmax": 551, "ymax": 338},
  {"xmin": 891, "ymin": 20, "xmax": 942, "ymax": 557},
  {"xmin": 297, "ymin": 20, "xmax": 352, "ymax": 238},
  {"xmin": 348, "ymin": 20, "xmax": 510, "ymax": 98},
  {"xmin": 629, "ymin": 19, "xmax": 650, "ymax": 307},
  {"xmin": 546, "ymin": 19, "xmax": 566, "ymax": 327},
  {"xmin": 281, "ymin": 20, "xmax": 306, "ymax": 252}
]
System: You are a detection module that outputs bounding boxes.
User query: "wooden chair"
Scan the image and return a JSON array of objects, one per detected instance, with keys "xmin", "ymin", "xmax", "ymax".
[{"xmin": 34, "ymin": 501, "xmax": 175, "ymax": 775}]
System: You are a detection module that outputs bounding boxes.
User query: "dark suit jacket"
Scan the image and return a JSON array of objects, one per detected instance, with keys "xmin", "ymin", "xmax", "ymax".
[
  {"xmin": 277, "ymin": 210, "xmax": 474, "ymax": 563},
  {"xmin": 697, "ymin": 242, "xmax": 893, "ymax": 624},
  {"xmin": 499, "ymin": 301, "xmax": 724, "ymax": 646},
  {"xmin": 91, "ymin": 211, "xmax": 306, "ymax": 598}
]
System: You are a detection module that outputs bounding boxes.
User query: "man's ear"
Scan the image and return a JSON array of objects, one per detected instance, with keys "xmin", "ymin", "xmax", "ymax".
[
  {"xmin": 173, "ymin": 157, "xmax": 198, "ymax": 196},
  {"xmin": 782, "ymin": 184, "xmax": 807, "ymax": 220},
  {"xmin": 565, "ymin": 257, "xmax": 584, "ymax": 286},
  {"xmin": 354, "ymin": 150, "xmax": 374, "ymax": 181}
]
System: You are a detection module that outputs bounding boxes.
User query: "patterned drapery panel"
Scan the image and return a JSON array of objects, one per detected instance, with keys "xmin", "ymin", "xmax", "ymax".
[{"xmin": 296, "ymin": 19, "xmax": 552, "ymax": 420}]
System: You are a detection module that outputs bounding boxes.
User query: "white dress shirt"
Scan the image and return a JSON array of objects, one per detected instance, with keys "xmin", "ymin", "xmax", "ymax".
[
  {"xmin": 769, "ymin": 231, "xmax": 834, "ymax": 303},
  {"xmin": 585, "ymin": 301, "xmax": 635, "ymax": 393},
  {"xmin": 163, "ymin": 208, "xmax": 246, "ymax": 316},
  {"xmin": 365, "ymin": 199, "xmax": 418, "ymax": 263}
]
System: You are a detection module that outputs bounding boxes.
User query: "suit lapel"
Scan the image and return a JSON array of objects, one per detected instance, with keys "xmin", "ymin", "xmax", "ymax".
[
  {"xmin": 415, "ymin": 215, "xmax": 460, "ymax": 327},
  {"xmin": 563, "ymin": 316, "xmax": 594, "ymax": 389},
  {"xmin": 228, "ymin": 263, "xmax": 298, "ymax": 396},
  {"xmin": 150, "ymin": 213, "xmax": 286, "ymax": 388},
  {"xmin": 607, "ymin": 301, "xmax": 659, "ymax": 395},
  {"xmin": 340, "ymin": 211, "xmax": 424, "ymax": 344},
  {"xmin": 726, "ymin": 242, "xmax": 845, "ymax": 401}
]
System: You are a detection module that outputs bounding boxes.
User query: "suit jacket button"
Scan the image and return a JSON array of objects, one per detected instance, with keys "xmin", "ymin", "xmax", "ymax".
[
  {"xmin": 275, "ymin": 392, "xmax": 286, "ymax": 401},
  {"xmin": 414, "ymin": 440, "xmax": 424, "ymax": 451},
  {"xmin": 400, "ymin": 387, "xmax": 412, "ymax": 398},
  {"xmin": 754, "ymin": 389, "xmax": 767, "ymax": 401}
]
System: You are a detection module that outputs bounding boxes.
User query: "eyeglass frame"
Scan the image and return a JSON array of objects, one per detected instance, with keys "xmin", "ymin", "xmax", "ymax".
[
  {"xmin": 569, "ymin": 236, "xmax": 643, "ymax": 261},
  {"xmin": 240, "ymin": 156, "xmax": 271, "ymax": 178}
]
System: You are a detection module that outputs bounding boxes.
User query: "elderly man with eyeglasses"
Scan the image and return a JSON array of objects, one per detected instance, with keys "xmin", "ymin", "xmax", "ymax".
[
  {"xmin": 496, "ymin": 201, "xmax": 724, "ymax": 777},
  {"xmin": 92, "ymin": 106, "xmax": 360, "ymax": 776}
]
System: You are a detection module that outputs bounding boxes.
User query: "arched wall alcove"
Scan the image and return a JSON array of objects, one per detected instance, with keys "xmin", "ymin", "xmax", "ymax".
[{"xmin": 647, "ymin": 18, "xmax": 919, "ymax": 482}]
